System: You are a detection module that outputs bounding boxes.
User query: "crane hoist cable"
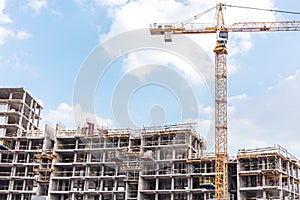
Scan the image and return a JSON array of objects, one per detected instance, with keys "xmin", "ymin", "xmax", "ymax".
[
  {"xmin": 176, "ymin": 4, "xmax": 300, "ymax": 28},
  {"xmin": 226, "ymin": 4, "xmax": 300, "ymax": 15},
  {"xmin": 175, "ymin": 6, "xmax": 215, "ymax": 26}
]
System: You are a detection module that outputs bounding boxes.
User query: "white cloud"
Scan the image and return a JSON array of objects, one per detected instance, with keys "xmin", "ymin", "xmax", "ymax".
[
  {"xmin": 73, "ymin": 0, "xmax": 97, "ymax": 12},
  {"xmin": 0, "ymin": 1, "xmax": 11, "ymax": 43},
  {"xmin": 0, "ymin": 28, "xmax": 30, "ymax": 45},
  {"xmin": 285, "ymin": 74, "xmax": 295, "ymax": 81},
  {"xmin": 0, "ymin": 14, "xmax": 12, "ymax": 24},
  {"xmin": 99, "ymin": 0, "xmax": 203, "ymax": 42},
  {"xmin": 1, "ymin": 52, "xmax": 38, "ymax": 75},
  {"xmin": 122, "ymin": 53, "xmax": 157, "ymax": 82},
  {"xmin": 16, "ymin": 31, "xmax": 31, "ymax": 40},
  {"xmin": 0, "ymin": 0, "xmax": 4, "ymax": 12},
  {"xmin": 44, "ymin": 103, "xmax": 75, "ymax": 129},
  {"xmin": 24, "ymin": 0, "xmax": 47, "ymax": 15},
  {"xmin": 227, "ymin": 62, "xmax": 240, "ymax": 75},
  {"xmin": 228, "ymin": 93, "xmax": 251, "ymax": 102},
  {"xmin": 0, "ymin": 1, "xmax": 31, "ymax": 45},
  {"xmin": 228, "ymin": 93, "xmax": 251, "ymax": 115},
  {"xmin": 50, "ymin": 9, "xmax": 63, "ymax": 17},
  {"xmin": 0, "ymin": 0, "xmax": 12, "ymax": 24},
  {"xmin": 44, "ymin": 103, "xmax": 113, "ymax": 129},
  {"xmin": 229, "ymin": 69, "xmax": 300, "ymax": 156},
  {"xmin": 10, "ymin": 53, "xmax": 30, "ymax": 71},
  {"xmin": 122, "ymin": 50, "xmax": 208, "ymax": 85},
  {"xmin": 96, "ymin": 0, "xmax": 128, "ymax": 7},
  {"xmin": 229, "ymin": 32, "xmax": 253, "ymax": 56},
  {"xmin": 198, "ymin": 104, "xmax": 213, "ymax": 117},
  {"xmin": 0, "ymin": 26, "xmax": 13, "ymax": 45},
  {"xmin": 98, "ymin": 0, "xmax": 277, "ymax": 81}
]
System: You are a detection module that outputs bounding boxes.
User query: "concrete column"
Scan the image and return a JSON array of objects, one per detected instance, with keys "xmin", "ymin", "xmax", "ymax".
[
  {"xmin": 36, "ymin": 112, "xmax": 40, "ymax": 127},
  {"xmin": 104, "ymin": 137, "xmax": 107, "ymax": 148},
  {"xmin": 279, "ymin": 157, "xmax": 282, "ymax": 171},
  {"xmin": 155, "ymin": 177, "xmax": 159, "ymax": 190},
  {"xmin": 158, "ymin": 135, "xmax": 161, "ymax": 146},
  {"xmin": 14, "ymin": 140, "xmax": 19, "ymax": 151},
  {"xmin": 157, "ymin": 149, "xmax": 160, "ymax": 161},
  {"xmin": 9, "ymin": 177, "xmax": 14, "ymax": 190},
  {"xmin": 188, "ymin": 134, "xmax": 192, "ymax": 158},
  {"xmin": 287, "ymin": 161, "xmax": 291, "ymax": 192},
  {"xmin": 28, "ymin": 140, "xmax": 32, "ymax": 150},
  {"xmin": 190, "ymin": 192, "xmax": 194, "ymax": 200},
  {"xmin": 84, "ymin": 177, "xmax": 88, "ymax": 192},
  {"xmin": 38, "ymin": 106, "xmax": 41, "ymax": 118},
  {"xmin": 18, "ymin": 106, "xmax": 24, "ymax": 129},
  {"xmin": 297, "ymin": 166, "xmax": 300, "ymax": 195},
  {"xmin": 262, "ymin": 157, "xmax": 266, "ymax": 200},
  {"xmin": 13, "ymin": 151, "xmax": 18, "ymax": 164},
  {"xmin": 101, "ymin": 164, "xmax": 104, "ymax": 177},
  {"xmin": 125, "ymin": 182, "xmax": 129, "ymax": 200},
  {"xmin": 29, "ymin": 98, "xmax": 33, "ymax": 123},
  {"xmin": 279, "ymin": 157, "xmax": 283, "ymax": 199},
  {"xmin": 74, "ymin": 152, "xmax": 77, "ymax": 163},
  {"xmin": 262, "ymin": 190, "xmax": 266, "ymax": 200},
  {"xmin": 25, "ymin": 166, "xmax": 28, "ymax": 178},
  {"xmin": 172, "ymin": 147, "xmax": 175, "ymax": 160},
  {"xmin": 262, "ymin": 158, "xmax": 265, "ymax": 170},
  {"xmin": 99, "ymin": 177, "xmax": 103, "ymax": 191},
  {"xmin": 7, "ymin": 193, "xmax": 12, "ymax": 200},
  {"xmin": 87, "ymin": 152, "xmax": 91, "ymax": 163},
  {"xmin": 72, "ymin": 165, "xmax": 76, "ymax": 177},
  {"xmin": 237, "ymin": 158, "xmax": 241, "ymax": 200},
  {"xmin": 19, "ymin": 92, "xmax": 26, "ymax": 129},
  {"xmin": 8, "ymin": 91, "xmax": 12, "ymax": 100},
  {"xmin": 137, "ymin": 172, "xmax": 143, "ymax": 200},
  {"xmin": 155, "ymin": 192, "xmax": 158, "ymax": 200},
  {"xmin": 32, "ymin": 101, "xmax": 37, "ymax": 124}
]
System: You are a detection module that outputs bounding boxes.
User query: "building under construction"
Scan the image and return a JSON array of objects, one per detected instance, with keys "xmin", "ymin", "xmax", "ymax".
[
  {"xmin": 0, "ymin": 88, "xmax": 43, "ymax": 200},
  {"xmin": 0, "ymin": 88, "xmax": 299, "ymax": 200}
]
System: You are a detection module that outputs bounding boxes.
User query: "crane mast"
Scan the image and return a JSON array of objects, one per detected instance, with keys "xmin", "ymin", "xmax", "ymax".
[
  {"xmin": 149, "ymin": 3, "xmax": 300, "ymax": 199},
  {"xmin": 213, "ymin": 4, "xmax": 229, "ymax": 199}
]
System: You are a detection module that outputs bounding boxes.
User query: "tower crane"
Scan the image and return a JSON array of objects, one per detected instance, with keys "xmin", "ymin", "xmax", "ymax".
[{"xmin": 149, "ymin": 3, "xmax": 300, "ymax": 199}]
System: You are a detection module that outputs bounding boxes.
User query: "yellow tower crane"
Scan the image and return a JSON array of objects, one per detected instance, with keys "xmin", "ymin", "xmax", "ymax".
[{"xmin": 149, "ymin": 3, "xmax": 300, "ymax": 199}]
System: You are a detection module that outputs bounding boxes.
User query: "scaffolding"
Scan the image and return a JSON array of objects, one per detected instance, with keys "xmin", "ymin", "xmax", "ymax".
[
  {"xmin": 0, "ymin": 131, "xmax": 45, "ymax": 200},
  {"xmin": 47, "ymin": 123, "xmax": 209, "ymax": 200},
  {"xmin": 45, "ymin": 123, "xmax": 300, "ymax": 200},
  {"xmin": 0, "ymin": 115, "xmax": 298, "ymax": 200},
  {"xmin": 237, "ymin": 145, "xmax": 300, "ymax": 200}
]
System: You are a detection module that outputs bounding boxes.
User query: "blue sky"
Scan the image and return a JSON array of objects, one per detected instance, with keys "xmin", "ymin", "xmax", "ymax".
[{"xmin": 1, "ymin": 0, "xmax": 300, "ymax": 156}]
